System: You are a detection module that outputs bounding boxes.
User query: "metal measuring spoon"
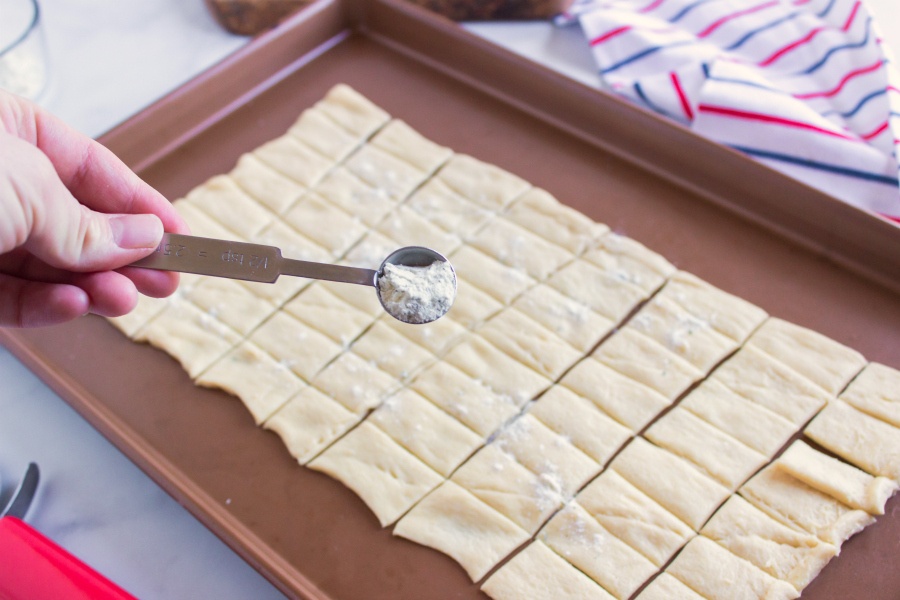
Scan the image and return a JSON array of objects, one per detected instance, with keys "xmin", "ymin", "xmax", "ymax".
[{"xmin": 131, "ymin": 233, "xmax": 457, "ymax": 324}]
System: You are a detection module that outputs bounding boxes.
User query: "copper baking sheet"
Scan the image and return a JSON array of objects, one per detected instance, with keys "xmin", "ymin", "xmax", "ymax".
[{"xmin": 3, "ymin": 1, "xmax": 900, "ymax": 598}]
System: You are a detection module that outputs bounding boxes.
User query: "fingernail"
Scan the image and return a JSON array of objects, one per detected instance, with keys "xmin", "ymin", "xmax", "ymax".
[{"xmin": 110, "ymin": 214, "xmax": 163, "ymax": 249}]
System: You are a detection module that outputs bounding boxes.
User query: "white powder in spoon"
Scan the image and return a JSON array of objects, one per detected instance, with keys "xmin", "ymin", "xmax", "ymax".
[{"xmin": 378, "ymin": 260, "xmax": 456, "ymax": 324}]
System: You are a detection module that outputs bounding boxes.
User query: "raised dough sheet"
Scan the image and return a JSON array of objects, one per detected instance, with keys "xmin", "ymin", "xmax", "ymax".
[
  {"xmin": 739, "ymin": 465, "xmax": 874, "ymax": 545},
  {"xmin": 701, "ymin": 495, "xmax": 838, "ymax": 590},
  {"xmin": 667, "ymin": 536, "xmax": 800, "ymax": 600},
  {"xmin": 804, "ymin": 399, "xmax": 900, "ymax": 482},
  {"xmin": 777, "ymin": 440, "xmax": 897, "ymax": 515}
]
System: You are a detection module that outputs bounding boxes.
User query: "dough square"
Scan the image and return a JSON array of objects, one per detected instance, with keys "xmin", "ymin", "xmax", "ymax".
[
  {"xmin": 561, "ymin": 357, "xmax": 671, "ymax": 432},
  {"xmin": 839, "ymin": 362, "xmax": 900, "ymax": 429},
  {"xmin": 312, "ymin": 83, "xmax": 390, "ymax": 139},
  {"xmin": 375, "ymin": 205, "xmax": 463, "ymax": 257},
  {"xmin": 184, "ymin": 175, "xmax": 273, "ymax": 239},
  {"xmin": 778, "ymin": 440, "xmax": 898, "ymax": 516},
  {"xmin": 368, "ymin": 388, "xmax": 482, "ymax": 477},
  {"xmin": 287, "ymin": 106, "xmax": 362, "ymax": 162},
  {"xmin": 253, "ymin": 133, "xmax": 335, "ymax": 188},
  {"xmin": 443, "ymin": 336, "xmax": 550, "ymax": 411},
  {"xmin": 107, "ymin": 294, "xmax": 169, "ymax": 339},
  {"xmin": 629, "ymin": 294, "xmax": 738, "ymax": 373},
  {"xmin": 445, "ymin": 277, "xmax": 504, "ymax": 330},
  {"xmin": 746, "ymin": 318, "xmax": 866, "ymax": 396},
  {"xmin": 228, "ymin": 153, "xmax": 306, "ymax": 215},
  {"xmin": 666, "ymin": 536, "xmax": 800, "ymax": 600},
  {"xmin": 381, "ymin": 312, "xmax": 468, "ymax": 356},
  {"xmin": 312, "ymin": 351, "xmax": 399, "ymax": 415},
  {"xmin": 482, "ymin": 541, "xmax": 616, "ymax": 600},
  {"xmin": 645, "ymin": 407, "xmax": 768, "ymax": 491},
  {"xmin": 309, "ymin": 422, "xmax": 443, "ymax": 527},
  {"xmin": 477, "ymin": 309, "xmax": 583, "ymax": 380},
  {"xmin": 527, "ymin": 386, "xmax": 631, "ymax": 465},
  {"xmin": 350, "ymin": 321, "xmax": 436, "ymax": 381},
  {"xmin": 393, "ymin": 480, "xmax": 530, "ymax": 582},
  {"xmin": 452, "ymin": 443, "xmax": 566, "ymax": 533},
  {"xmin": 436, "ymin": 154, "xmax": 531, "ymax": 211},
  {"xmin": 319, "ymin": 279, "xmax": 383, "ymax": 318},
  {"xmin": 512, "ymin": 284, "xmax": 615, "ymax": 354},
  {"xmin": 409, "ymin": 361, "xmax": 523, "ymax": 437},
  {"xmin": 140, "ymin": 299, "xmax": 241, "ymax": 379},
  {"xmin": 282, "ymin": 284, "xmax": 373, "ymax": 349},
  {"xmin": 196, "ymin": 341, "xmax": 305, "ymax": 425},
  {"xmin": 701, "ymin": 495, "xmax": 838, "ymax": 591},
  {"xmin": 341, "ymin": 230, "xmax": 396, "ymax": 270},
  {"xmin": 493, "ymin": 414, "xmax": 600, "ymax": 499},
  {"xmin": 369, "ymin": 119, "xmax": 453, "ymax": 174},
  {"xmin": 661, "ymin": 271, "xmax": 768, "ymax": 343},
  {"xmin": 546, "ymin": 259, "xmax": 653, "ymax": 323},
  {"xmin": 405, "ymin": 178, "xmax": 494, "ymax": 240},
  {"xmin": 739, "ymin": 464, "xmax": 875, "ymax": 545},
  {"xmin": 247, "ymin": 311, "xmax": 343, "ymax": 382},
  {"xmin": 709, "ymin": 345, "xmax": 830, "ymax": 426},
  {"xmin": 283, "ymin": 193, "xmax": 368, "ymax": 258},
  {"xmin": 804, "ymin": 399, "xmax": 900, "ymax": 482},
  {"xmin": 186, "ymin": 278, "xmax": 278, "ymax": 336},
  {"xmin": 173, "ymin": 197, "xmax": 246, "ymax": 241},
  {"xmin": 313, "ymin": 166, "xmax": 398, "ymax": 227},
  {"xmin": 264, "ymin": 382, "xmax": 359, "ymax": 464},
  {"xmin": 576, "ymin": 469, "xmax": 695, "ymax": 568},
  {"xmin": 679, "ymin": 379, "xmax": 798, "ymax": 458},
  {"xmin": 344, "ymin": 144, "xmax": 428, "ymax": 201},
  {"xmin": 611, "ymin": 438, "xmax": 730, "ymax": 531},
  {"xmin": 468, "ymin": 218, "xmax": 574, "ymax": 281},
  {"xmin": 593, "ymin": 328, "xmax": 703, "ymax": 401},
  {"xmin": 635, "ymin": 573, "xmax": 705, "ymax": 600},
  {"xmin": 539, "ymin": 502, "xmax": 659, "ymax": 600},
  {"xmin": 503, "ymin": 187, "xmax": 608, "ymax": 255},
  {"xmin": 450, "ymin": 245, "xmax": 536, "ymax": 306},
  {"xmin": 583, "ymin": 233, "xmax": 675, "ymax": 293}
]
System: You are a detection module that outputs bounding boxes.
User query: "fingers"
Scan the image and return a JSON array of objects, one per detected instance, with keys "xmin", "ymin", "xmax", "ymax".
[
  {"xmin": 1, "ymin": 92, "xmax": 188, "ymax": 235},
  {"xmin": 116, "ymin": 266, "xmax": 180, "ymax": 299},
  {"xmin": 0, "ymin": 246, "xmax": 181, "ymax": 299},
  {"xmin": 27, "ymin": 102, "xmax": 188, "ymax": 235},
  {"xmin": 0, "ymin": 268, "xmax": 149, "ymax": 327},
  {"xmin": 1, "ymin": 133, "xmax": 165, "ymax": 272},
  {"xmin": 71, "ymin": 270, "xmax": 138, "ymax": 317},
  {"xmin": 0, "ymin": 273, "xmax": 89, "ymax": 327}
]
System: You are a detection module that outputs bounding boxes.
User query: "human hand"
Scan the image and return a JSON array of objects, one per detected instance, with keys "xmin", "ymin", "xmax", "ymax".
[{"xmin": 0, "ymin": 90, "xmax": 188, "ymax": 327}]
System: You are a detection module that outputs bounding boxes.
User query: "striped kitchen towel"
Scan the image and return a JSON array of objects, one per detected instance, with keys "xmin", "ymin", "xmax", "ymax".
[{"xmin": 560, "ymin": 0, "xmax": 900, "ymax": 222}]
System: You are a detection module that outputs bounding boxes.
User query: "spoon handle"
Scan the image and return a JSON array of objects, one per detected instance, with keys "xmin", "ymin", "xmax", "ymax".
[{"xmin": 131, "ymin": 233, "xmax": 377, "ymax": 287}]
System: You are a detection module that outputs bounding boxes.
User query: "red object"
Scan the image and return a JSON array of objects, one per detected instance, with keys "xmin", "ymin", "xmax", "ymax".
[{"xmin": 0, "ymin": 516, "xmax": 135, "ymax": 600}]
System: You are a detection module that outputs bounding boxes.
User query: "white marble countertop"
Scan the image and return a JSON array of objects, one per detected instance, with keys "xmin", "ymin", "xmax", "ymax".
[{"xmin": 1, "ymin": 1, "xmax": 898, "ymax": 598}]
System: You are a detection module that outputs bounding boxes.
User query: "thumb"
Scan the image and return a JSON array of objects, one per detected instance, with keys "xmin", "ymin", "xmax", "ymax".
[
  {"xmin": 5, "ymin": 138, "xmax": 163, "ymax": 272},
  {"xmin": 31, "ymin": 190, "xmax": 165, "ymax": 273}
]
